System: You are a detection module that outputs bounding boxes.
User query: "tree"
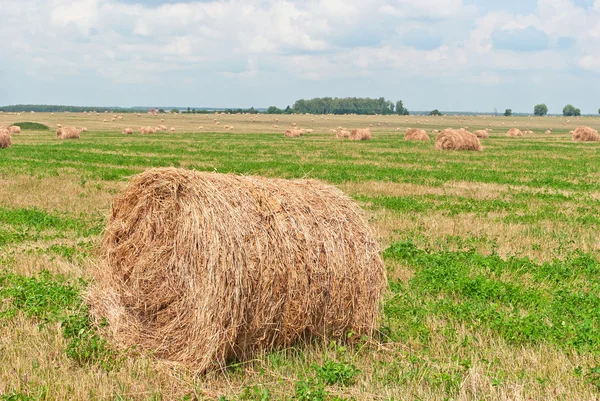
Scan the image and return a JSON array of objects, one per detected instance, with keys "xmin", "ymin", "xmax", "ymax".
[
  {"xmin": 563, "ymin": 104, "xmax": 580, "ymax": 116},
  {"xmin": 266, "ymin": 106, "xmax": 283, "ymax": 114},
  {"xmin": 598, "ymin": 108, "xmax": 600, "ymax": 114},
  {"xmin": 396, "ymin": 100, "xmax": 409, "ymax": 115},
  {"xmin": 504, "ymin": 109, "xmax": 512, "ymax": 117},
  {"xmin": 429, "ymin": 109, "xmax": 442, "ymax": 116},
  {"xmin": 158, "ymin": 109, "xmax": 166, "ymax": 114},
  {"xmin": 170, "ymin": 108, "xmax": 179, "ymax": 114},
  {"xmin": 534, "ymin": 104, "xmax": 548, "ymax": 116},
  {"xmin": 284, "ymin": 106, "xmax": 292, "ymax": 114}
]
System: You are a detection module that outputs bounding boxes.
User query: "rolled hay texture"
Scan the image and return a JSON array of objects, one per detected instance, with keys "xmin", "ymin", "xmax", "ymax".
[
  {"xmin": 56, "ymin": 127, "xmax": 80, "ymax": 139},
  {"xmin": 9, "ymin": 126, "xmax": 21, "ymax": 134},
  {"xmin": 506, "ymin": 128, "xmax": 523, "ymax": 137},
  {"xmin": 0, "ymin": 131, "xmax": 11, "ymax": 149},
  {"xmin": 349, "ymin": 128, "xmax": 372, "ymax": 141},
  {"xmin": 404, "ymin": 128, "xmax": 429, "ymax": 141},
  {"xmin": 472, "ymin": 130, "xmax": 489, "ymax": 139},
  {"xmin": 122, "ymin": 128, "xmax": 133, "ymax": 135},
  {"xmin": 572, "ymin": 126, "xmax": 600, "ymax": 142},
  {"xmin": 87, "ymin": 168, "xmax": 386, "ymax": 372},
  {"xmin": 284, "ymin": 129, "xmax": 304, "ymax": 137},
  {"xmin": 435, "ymin": 129, "xmax": 481, "ymax": 151},
  {"xmin": 336, "ymin": 129, "xmax": 350, "ymax": 138}
]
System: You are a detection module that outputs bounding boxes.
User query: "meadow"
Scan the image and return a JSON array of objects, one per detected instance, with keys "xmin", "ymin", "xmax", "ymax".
[{"xmin": 1, "ymin": 111, "xmax": 600, "ymax": 400}]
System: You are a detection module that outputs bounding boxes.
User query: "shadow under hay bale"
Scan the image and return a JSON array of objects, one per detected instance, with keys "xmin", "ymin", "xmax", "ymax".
[{"xmin": 87, "ymin": 168, "xmax": 386, "ymax": 372}]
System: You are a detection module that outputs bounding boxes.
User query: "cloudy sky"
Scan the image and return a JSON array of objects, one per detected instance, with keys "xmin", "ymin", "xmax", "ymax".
[{"xmin": 1, "ymin": 0, "xmax": 599, "ymax": 113}]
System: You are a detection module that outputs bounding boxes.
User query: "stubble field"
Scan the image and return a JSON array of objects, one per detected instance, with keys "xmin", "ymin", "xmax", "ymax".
[{"xmin": 1, "ymin": 111, "xmax": 600, "ymax": 400}]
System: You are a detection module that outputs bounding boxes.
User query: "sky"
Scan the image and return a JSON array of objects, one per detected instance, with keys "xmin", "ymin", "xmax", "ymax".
[{"xmin": 1, "ymin": 0, "xmax": 600, "ymax": 113}]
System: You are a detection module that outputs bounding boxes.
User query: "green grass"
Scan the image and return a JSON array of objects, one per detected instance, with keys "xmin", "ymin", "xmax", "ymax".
[
  {"xmin": 383, "ymin": 242, "xmax": 600, "ymax": 351},
  {"xmin": 2, "ymin": 129, "xmax": 600, "ymax": 399}
]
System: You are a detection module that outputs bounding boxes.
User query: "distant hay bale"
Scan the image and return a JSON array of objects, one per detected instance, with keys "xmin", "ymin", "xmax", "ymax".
[
  {"xmin": 545, "ymin": 130, "xmax": 552, "ymax": 134},
  {"xmin": 272, "ymin": 125, "xmax": 278, "ymax": 128},
  {"xmin": 305, "ymin": 129, "xmax": 313, "ymax": 133},
  {"xmin": 404, "ymin": 128, "xmax": 429, "ymax": 141},
  {"xmin": 56, "ymin": 127, "xmax": 81, "ymax": 140},
  {"xmin": 473, "ymin": 130, "xmax": 489, "ymax": 139},
  {"xmin": 572, "ymin": 126, "xmax": 600, "ymax": 142},
  {"xmin": 8, "ymin": 126, "xmax": 21, "ymax": 134},
  {"xmin": 140, "ymin": 126, "xmax": 155, "ymax": 134},
  {"xmin": 523, "ymin": 130, "xmax": 534, "ymax": 135},
  {"xmin": 284, "ymin": 129, "xmax": 304, "ymax": 137},
  {"xmin": 169, "ymin": 128, "xmax": 176, "ymax": 132},
  {"xmin": 122, "ymin": 128, "xmax": 133, "ymax": 135},
  {"xmin": 86, "ymin": 168, "xmax": 385, "ymax": 371},
  {"xmin": 506, "ymin": 128, "xmax": 523, "ymax": 137},
  {"xmin": 0, "ymin": 131, "xmax": 11, "ymax": 149},
  {"xmin": 349, "ymin": 128, "xmax": 372, "ymax": 141},
  {"xmin": 81, "ymin": 127, "xmax": 88, "ymax": 132},
  {"xmin": 336, "ymin": 129, "xmax": 351, "ymax": 138},
  {"xmin": 435, "ymin": 129, "xmax": 481, "ymax": 151}
]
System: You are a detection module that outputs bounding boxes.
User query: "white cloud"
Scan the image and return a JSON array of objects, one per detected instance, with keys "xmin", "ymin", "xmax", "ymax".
[{"xmin": 1, "ymin": 0, "xmax": 600, "ymax": 111}]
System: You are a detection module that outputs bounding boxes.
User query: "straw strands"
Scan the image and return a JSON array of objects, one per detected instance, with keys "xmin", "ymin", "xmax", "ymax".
[{"xmin": 87, "ymin": 168, "xmax": 386, "ymax": 372}]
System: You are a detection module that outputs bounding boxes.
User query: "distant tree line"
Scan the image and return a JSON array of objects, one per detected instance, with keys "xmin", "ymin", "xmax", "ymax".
[
  {"xmin": 267, "ymin": 97, "xmax": 409, "ymax": 115},
  {"xmin": 0, "ymin": 104, "xmax": 137, "ymax": 113}
]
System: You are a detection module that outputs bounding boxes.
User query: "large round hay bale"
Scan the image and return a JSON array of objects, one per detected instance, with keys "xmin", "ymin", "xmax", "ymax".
[
  {"xmin": 8, "ymin": 126, "xmax": 21, "ymax": 134},
  {"xmin": 56, "ymin": 127, "xmax": 80, "ymax": 139},
  {"xmin": 122, "ymin": 128, "xmax": 133, "ymax": 135},
  {"xmin": 572, "ymin": 126, "xmax": 600, "ymax": 142},
  {"xmin": 284, "ymin": 129, "xmax": 303, "ymax": 137},
  {"xmin": 404, "ymin": 128, "xmax": 429, "ymax": 141},
  {"xmin": 87, "ymin": 168, "xmax": 386, "ymax": 372},
  {"xmin": 435, "ymin": 128, "xmax": 481, "ymax": 151},
  {"xmin": 0, "ymin": 130, "xmax": 11, "ymax": 149},
  {"xmin": 506, "ymin": 128, "xmax": 523, "ymax": 137},
  {"xmin": 349, "ymin": 128, "xmax": 372, "ymax": 141}
]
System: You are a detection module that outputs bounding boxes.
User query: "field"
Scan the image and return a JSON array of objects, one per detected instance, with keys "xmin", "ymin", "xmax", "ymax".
[{"xmin": 1, "ymin": 111, "xmax": 600, "ymax": 400}]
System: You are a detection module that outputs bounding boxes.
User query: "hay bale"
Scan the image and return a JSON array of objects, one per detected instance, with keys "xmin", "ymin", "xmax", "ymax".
[
  {"xmin": 169, "ymin": 128, "xmax": 176, "ymax": 132},
  {"xmin": 336, "ymin": 129, "xmax": 351, "ymax": 138},
  {"xmin": 506, "ymin": 128, "xmax": 523, "ymax": 137},
  {"xmin": 404, "ymin": 128, "xmax": 429, "ymax": 141},
  {"xmin": 572, "ymin": 126, "xmax": 600, "ymax": 142},
  {"xmin": 8, "ymin": 126, "xmax": 21, "ymax": 134},
  {"xmin": 87, "ymin": 168, "xmax": 385, "ymax": 371},
  {"xmin": 473, "ymin": 130, "xmax": 489, "ymax": 139},
  {"xmin": 0, "ymin": 130, "xmax": 11, "ymax": 149},
  {"xmin": 349, "ymin": 128, "xmax": 372, "ymax": 141},
  {"xmin": 122, "ymin": 128, "xmax": 133, "ymax": 135},
  {"xmin": 81, "ymin": 127, "xmax": 88, "ymax": 132},
  {"xmin": 56, "ymin": 127, "xmax": 81, "ymax": 140},
  {"xmin": 284, "ymin": 129, "xmax": 304, "ymax": 137},
  {"xmin": 140, "ymin": 126, "xmax": 155, "ymax": 134},
  {"xmin": 545, "ymin": 130, "xmax": 552, "ymax": 134},
  {"xmin": 435, "ymin": 129, "xmax": 481, "ymax": 151}
]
